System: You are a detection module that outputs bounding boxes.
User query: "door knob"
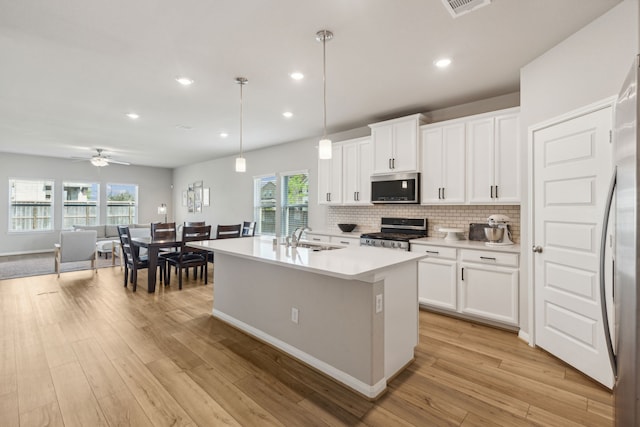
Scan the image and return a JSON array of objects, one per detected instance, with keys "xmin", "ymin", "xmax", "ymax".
[{"xmin": 532, "ymin": 245, "xmax": 543, "ymax": 253}]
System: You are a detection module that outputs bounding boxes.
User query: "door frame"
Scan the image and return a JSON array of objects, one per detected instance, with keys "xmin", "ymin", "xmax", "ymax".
[{"xmin": 527, "ymin": 96, "xmax": 617, "ymax": 347}]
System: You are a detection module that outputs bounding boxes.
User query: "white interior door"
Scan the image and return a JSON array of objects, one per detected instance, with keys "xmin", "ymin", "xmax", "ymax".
[{"xmin": 533, "ymin": 105, "xmax": 614, "ymax": 388}]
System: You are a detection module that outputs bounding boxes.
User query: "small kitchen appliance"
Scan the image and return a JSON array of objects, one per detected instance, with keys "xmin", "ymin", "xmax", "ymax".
[
  {"xmin": 360, "ymin": 217, "xmax": 427, "ymax": 250},
  {"xmin": 484, "ymin": 214, "xmax": 514, "ymax": 246}
]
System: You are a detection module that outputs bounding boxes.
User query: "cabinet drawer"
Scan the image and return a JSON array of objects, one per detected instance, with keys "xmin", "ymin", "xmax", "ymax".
[
  {"xmin": 306, "ymin": 234, "xmax": 330, "ymax": 243},
  {"xmin": 331, "ymin": 236, "xmax": 360, "ymax": 246},
  {"xmin": 410, "ymin": 244, "xmax": 456, "ymax": 260},
  {"xmin": 460, "ymin": 249, "xmax": 518, "ymax": 267}
]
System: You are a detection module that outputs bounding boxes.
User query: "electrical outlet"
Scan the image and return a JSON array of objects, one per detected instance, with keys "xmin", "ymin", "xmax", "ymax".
[
  {"xmin": 291, "ymin": 307, "xmax": 299, "ymax": 324},
  {"xmin": 375, "ymin": 294, "xmax": 383, "ymax": 313}
]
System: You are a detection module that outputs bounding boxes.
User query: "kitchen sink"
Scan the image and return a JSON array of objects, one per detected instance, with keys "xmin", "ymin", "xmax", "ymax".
[{"xmin": 281, "ymin": 241, "xmax": 344, "ymax": 251}]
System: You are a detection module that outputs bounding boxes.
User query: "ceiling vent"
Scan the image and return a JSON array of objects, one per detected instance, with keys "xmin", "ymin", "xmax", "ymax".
[{"xmin": 440, "ymin": 0, "xmax": 491, "ymax": 18}]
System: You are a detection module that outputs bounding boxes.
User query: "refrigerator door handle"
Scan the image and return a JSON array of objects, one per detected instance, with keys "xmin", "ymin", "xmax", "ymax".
[{"xmin": 599, "ymin": 168, "xmax": 617, "ymax": 378}]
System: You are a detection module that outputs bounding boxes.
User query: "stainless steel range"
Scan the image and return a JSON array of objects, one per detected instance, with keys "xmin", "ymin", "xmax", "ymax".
[{"xmin": 360, "ymin": 217, "xmax": 428, "ymax": 250}]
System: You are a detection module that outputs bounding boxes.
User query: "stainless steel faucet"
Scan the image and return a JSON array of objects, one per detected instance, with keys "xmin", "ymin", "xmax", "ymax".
[{"xmin": 290, "ymin": 226, "xmax": 311, "ymax": 247}]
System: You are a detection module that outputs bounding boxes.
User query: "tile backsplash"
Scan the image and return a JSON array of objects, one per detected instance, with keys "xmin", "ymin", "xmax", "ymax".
[{"xmin": 326, "ymin": 205, "xmax": 521, "ymax": 243}]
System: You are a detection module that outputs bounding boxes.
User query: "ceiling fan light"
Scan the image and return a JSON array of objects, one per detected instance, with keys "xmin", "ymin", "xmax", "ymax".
[
  {"xmin": 235, "ymin": 156, "xmax": 246, "ymax": 172},
  {"xmin": 91, "ymin": 157, "xmax": 109, "ymax": 167},
  {"xmin": 318, "ymin": 138, "xmax": 332, "ymax": 159}
]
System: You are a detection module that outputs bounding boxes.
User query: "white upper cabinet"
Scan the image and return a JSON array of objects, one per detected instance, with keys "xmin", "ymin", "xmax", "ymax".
[
  {"xmin": 342, "ymin": 137, "xmax": 372, "ymax": 205},
  {"xmin": 421, "ymin": 123, "xmax": 466, "ymax": 204},
  {"xmin": 467, "ymin": 109, "xmax": 520, "ymax": 203},
  {"xmin": 317, "ymin": 145, "xmax": 343, "ymax": 205},
  {"xmin": 370, "ymin": 114, "xmax": 426, "ymax": 175}
]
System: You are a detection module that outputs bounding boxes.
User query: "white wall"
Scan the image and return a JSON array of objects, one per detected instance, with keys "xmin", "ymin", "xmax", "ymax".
[
  {"xmin": 519, "ymin": 0, "xmax": 638, "ymax": 336},
  {"xmin": 0, "ymin": 152, "xmax": 172, "ymax": 255}
]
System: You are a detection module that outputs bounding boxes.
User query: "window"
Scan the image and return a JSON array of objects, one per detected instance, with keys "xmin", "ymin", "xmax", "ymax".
[
  {"xmin": 253, "ymin": 175, "xmax": 277, "ymax": 235},
  {"xmin": 63, "ymin": 181, "xmax": 99, "ymax": 228},
  {"xmin": 281, "ymin": 172, "xmax": 309, "ymax": 236},
  {"xmin": 106, "ymin": 183, "xmax": 138, "ymax": 225},
  {"xmin": 9, "ymin": 178, "xmax": 54, "ymax": 232}
]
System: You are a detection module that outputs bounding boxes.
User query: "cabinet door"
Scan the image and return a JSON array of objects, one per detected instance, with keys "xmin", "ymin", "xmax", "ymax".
[
  {"xmin": 392, "ymin": 119, "xmax": 419, "ymax": 172},
  {"xmin": 317, "ymin": 145, "xmax": 342, "ymax": 204},
  {"xmin": 421, "ymin": 127, "xmax": 443, "ymax": 204},
  {"xmin": 342, "ymin": 142, "xmax": 359, "ymax": 204},
  {"xmin": 441, "ymin": 123, "xmax": 466, "ymax": 203},
  {"xmin": 357, "ymin": 139, "xmax": 372, "ymax": 203},
  {"xmin": 418, "ymin": 259, "xmax": 457, "ymax": 310},
  {"xmin": 459, "ymin": 263, "xmax": 518, "ymax": 325},
  {"xmin": 494, "ymin": 113, "xmax": 520, "ymax": 202},
  {"xmin": 467, "ymin": 117, "xmax": 495, "ymax": 203},
  {"xmin": 372, "ymin": 125, "xmax": 394, "ymax": 174}
]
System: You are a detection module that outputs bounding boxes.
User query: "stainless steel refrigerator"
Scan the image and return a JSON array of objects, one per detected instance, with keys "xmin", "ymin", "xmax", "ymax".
[{"xmin": 605, "ymin": 54, "xmax": 640, "ymax": 426}]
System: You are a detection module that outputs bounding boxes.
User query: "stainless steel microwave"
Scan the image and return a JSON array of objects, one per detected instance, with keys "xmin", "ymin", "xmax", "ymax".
[{"xmin": 371, "ymin": 172, "xmax": 420, "ymax": 204}]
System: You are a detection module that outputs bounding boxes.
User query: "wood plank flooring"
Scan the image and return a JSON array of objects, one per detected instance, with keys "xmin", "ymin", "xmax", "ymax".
[{"xmin": 0, "ymin": 266, "xmax": 613, "ymax": 426}]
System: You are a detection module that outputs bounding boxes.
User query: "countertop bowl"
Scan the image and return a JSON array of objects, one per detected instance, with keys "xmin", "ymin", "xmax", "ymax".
[{"xmin": 338, "ymin": 223, "xmax": 357, "ymax": 232}]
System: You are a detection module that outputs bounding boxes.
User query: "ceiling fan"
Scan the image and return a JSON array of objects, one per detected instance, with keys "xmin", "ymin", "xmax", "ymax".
[{"xmin": 72, "ymin": 148, "xmax": 130, "ymax": 167}]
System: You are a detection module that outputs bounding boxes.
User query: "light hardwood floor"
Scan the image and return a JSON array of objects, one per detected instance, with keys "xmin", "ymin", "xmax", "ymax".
[{"xmin": 0, "ymin": 266, "xmax": 613, "ymax": 426}]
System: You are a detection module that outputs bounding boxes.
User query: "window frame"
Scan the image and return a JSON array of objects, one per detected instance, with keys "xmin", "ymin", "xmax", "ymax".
[
  {"xmin": 8, "ymin": 177, "xmax": 55, "ymax": 233},
  {"xmin": 253, "ymin": 173, "xmax": 277, "ymax": 236},
  {"xmin": 62, "ymin": 181, "xmax": 100, "ymax": 229},
  {"xmin": 280, "ymin": 169, "xmax": 309, "ymax": 237},
  {"xmin": 106, "ymin": 182, "xmax": 139, "ymax": 225}
]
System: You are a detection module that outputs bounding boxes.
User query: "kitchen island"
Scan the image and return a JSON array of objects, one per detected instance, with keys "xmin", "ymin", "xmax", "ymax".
[{"xmin": 188, "ymin": 236, "xmax": 426, "ymax": 399}]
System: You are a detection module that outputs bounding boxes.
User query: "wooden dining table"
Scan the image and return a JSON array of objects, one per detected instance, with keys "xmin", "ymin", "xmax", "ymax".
[{"xmin": 131, "ymin": 236, "xmax": 182, "ymax": 293}]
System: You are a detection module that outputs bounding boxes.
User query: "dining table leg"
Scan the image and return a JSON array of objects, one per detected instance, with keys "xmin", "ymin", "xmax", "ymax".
[{"xmin": 147, "ymin": 246, "xmax": 158, "ymax": 293}]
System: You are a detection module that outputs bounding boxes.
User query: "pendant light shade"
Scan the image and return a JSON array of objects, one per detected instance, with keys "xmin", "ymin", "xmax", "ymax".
[
  {"xmin": 235, "ymin": 77, "xmax": 248, "ymax": 172},
  {"xmin": 316, "ymin": 30, "xmax": 333, "ymax": 160}
]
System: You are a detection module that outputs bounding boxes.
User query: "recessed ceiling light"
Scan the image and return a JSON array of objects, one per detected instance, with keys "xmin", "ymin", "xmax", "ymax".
[
  {"xmin": 283, "ymin": 111, "xmax": 293, "ymax": 118},
  {"xmin": 126, "ymin": 112, "xmax": 140, "ymax": 119},
  {"xmin": 220, "ymin": 132, "xmax": 228, "ymax": 138},
  {"xmin": 434, "ymin": 58, "xmax": 452, "ymax": 68},
  {"xmin": 176, "ymin": 77, "xmax": 194, "ymax": 86},
  {"xmin": 290, "ymin": 72, "xmax": 304, "ymax": 80}
]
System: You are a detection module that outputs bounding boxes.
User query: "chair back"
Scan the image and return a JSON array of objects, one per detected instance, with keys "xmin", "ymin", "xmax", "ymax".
[
  {"xmin": 216, "ymin": 224, "xmax": 241, "ymax": 239},
  {"xmin": 59, "ymin": 230, "xmax": 97, "ymax": 262},
  {"xmin": 117, "ymin": 225, "xmax": 140, "ymax": 266},
  {"xmin": 151, "ymin": 222, "xmax": 176, "ymax": 240},
  {"xmin": 182, "ymin": 225, "xmax": 211, "ymax": 243},
  {"xmin": 184, "ymin": 221, "xmax": 205, "ymax": 227},
  {"xmin": 241, "ymin": 221, "xmax": 256, "ymax": 237}
]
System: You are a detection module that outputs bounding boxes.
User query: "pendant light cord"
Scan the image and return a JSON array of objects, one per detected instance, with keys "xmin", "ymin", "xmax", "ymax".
[
  {"xmin": 322, "ymin": 32, "xmax": 327, "ymax": 139},
  {"xmin": 239, "ymin": 80, "xmax": 244, "ymax": 157}
]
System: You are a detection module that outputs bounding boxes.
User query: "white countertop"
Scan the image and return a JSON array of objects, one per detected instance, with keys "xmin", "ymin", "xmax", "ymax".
[
  {"xmin": 188, "ymin": 236, "xmax": 426, "ymax": 280},
  {"xmin": 409, "ymin": 237, "xmax": 521, "ymax": 253}
]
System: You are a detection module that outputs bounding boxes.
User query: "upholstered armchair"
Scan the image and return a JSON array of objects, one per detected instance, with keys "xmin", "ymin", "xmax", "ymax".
[{"xmin": 54, "ymin": 230, "xmax": 98, "ymax": 277}]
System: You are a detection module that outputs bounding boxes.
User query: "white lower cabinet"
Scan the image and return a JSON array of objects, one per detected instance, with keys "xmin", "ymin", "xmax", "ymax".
[
  {"xmin": 412, "ymin": 243, "xmax": 519, "ymax": 327},
  {"xmin": 459, "ymin": 262, "xmax": 519, "ymax": 326}
]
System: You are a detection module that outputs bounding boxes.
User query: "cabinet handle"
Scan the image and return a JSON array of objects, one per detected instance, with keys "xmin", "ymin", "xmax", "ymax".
[
  {"xmin": 312, "ymin": 238, "xmax": 321, "ymax": 241},
  {"xmin": 389, "ymin": 158, "xmax": 392, "ymax": 169},
  {"xmin": 339, "ymin": 241, "xmax": 350, "ymax": 244},
  {"xmin": 438, "ymin": 188, "xmax": 442, "ymax": 199},
  {"xmin": 425, "ymin": 250, "xmax": 439, "ymax": 254},
  {"xmin": 480, "ymin": 256, "xmax": 497, "ymax": 261},
  {"xmin": 442, "ymin": 187, "xmax": 445, "ymax": 200},
  {"xmin": 461, "ymin": 267, "xmax": 464, "ymax": 281},
  {"xmin": 392, "ymin": 158, "xmax": 396, "ymax": 169},
  {"xmin": 354, "ymin": 191, "xmax": 357, "ymax": 201},
  {"xmin": 495, "ymin": 185, "xmax": 499, "ymax": 199},
  {"xmin": 490, "ymin": 186, "xmax": 494, "ymax": 198}
]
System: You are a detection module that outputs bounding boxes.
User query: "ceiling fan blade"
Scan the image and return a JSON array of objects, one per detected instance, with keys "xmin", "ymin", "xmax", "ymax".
[{"xmin": 106, "ymin": 159, "xmax": 130, "ymax": 165}]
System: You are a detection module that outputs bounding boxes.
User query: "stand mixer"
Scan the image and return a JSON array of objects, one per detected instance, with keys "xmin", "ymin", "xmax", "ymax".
[{"xmin": 484, "ymin": 214, "xmax": 514, "ymax": 246}]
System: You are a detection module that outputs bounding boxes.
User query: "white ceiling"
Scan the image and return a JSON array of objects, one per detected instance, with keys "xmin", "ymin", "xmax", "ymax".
[{"xmin": 0, "ymin": 0, "xmax": 621, "ymax": 168}]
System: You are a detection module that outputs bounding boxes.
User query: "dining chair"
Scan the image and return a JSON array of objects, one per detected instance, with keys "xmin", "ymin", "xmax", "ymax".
[
  {"xmin": 241, "ymin": 221, "xmax": 256, "ymax": 237},
  {"xmin": 118, "ymin": 225, "xmax": 164, "ymax": 292},
  {"xmin": 165, "ymin": 225, "xmax": 211, "ymax": 289},
  {"xmin": 54, "ymin": 230, "xmax": 98, "ymax": 277},
  {"xmin": 216, "ymin": 224, "xmax": 241, "ymax": 239}
]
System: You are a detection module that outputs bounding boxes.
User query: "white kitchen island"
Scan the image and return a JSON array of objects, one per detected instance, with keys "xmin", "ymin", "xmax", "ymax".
[{"xmin": 188, "ymin": 236, "xmax": 426, "ymax": 399}]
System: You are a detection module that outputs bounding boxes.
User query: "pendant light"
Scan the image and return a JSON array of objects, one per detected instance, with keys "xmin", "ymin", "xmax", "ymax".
[
  {"xmin": 316, "ymin": 30, "xmax": 333, "ymax": 160},
  {"xmin": 235, "ymin": 77, "xmax": 248, "ymax": 172}
]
